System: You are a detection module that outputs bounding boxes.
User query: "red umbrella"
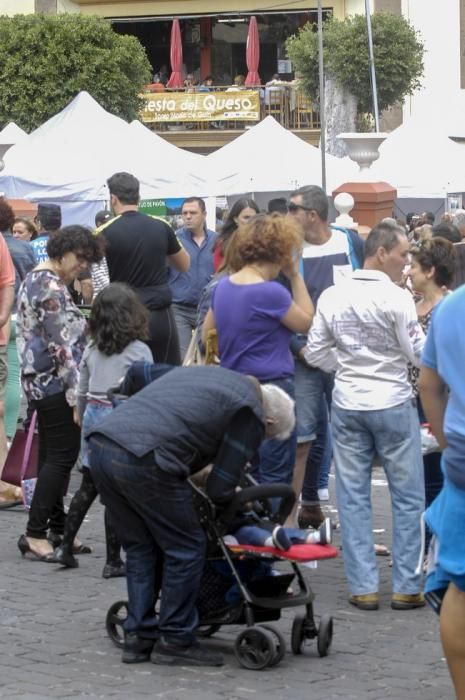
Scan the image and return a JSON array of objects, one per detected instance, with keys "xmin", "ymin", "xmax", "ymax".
[
  {"xmin": 166, "ymin": 19, "xmax": 184, "ymax": 88},
  {"xmin": 245, "ymin": 16, "xmax": 261, "ymax": 86}
]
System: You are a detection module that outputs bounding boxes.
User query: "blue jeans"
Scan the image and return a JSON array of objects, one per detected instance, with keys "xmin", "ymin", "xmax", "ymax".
[
  {"xmin": 80, "ymin": 402, "xmax": 113, "ymax": 467},
  {"xmin": 302, "ymin": 395, "xmax": 333, "ymax": 503},
  {"xmin": 88, "ymin": 434, "xmax": 206, "ymax": 645},
  {"xmin": 332, "ymin": 400, "xmax": 424, "ymax": 596},
  {"xmin": 296, "ymin": 365, "xmax": 334, "ymax": 503},
  {"xmin": 234, "ymin": 524, "xmax": 309, "ymax": 546},
  {"xmin": 250, "ymin": 376, "xmax": 296, "ymax": 486}
]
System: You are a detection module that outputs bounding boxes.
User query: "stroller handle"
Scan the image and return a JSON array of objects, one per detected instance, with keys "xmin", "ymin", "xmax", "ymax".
[{"xmin": 220, "ymin": 483, "xmax": 296, "ymax": 528}]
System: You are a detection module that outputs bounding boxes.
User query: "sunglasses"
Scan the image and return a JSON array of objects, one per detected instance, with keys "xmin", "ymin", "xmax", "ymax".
[{"xmin": 288, "ymin": 202, "xmax": 315, "ymax": 214}]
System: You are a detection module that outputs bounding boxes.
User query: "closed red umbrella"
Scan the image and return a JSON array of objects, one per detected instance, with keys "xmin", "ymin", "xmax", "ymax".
[
  {"xmin": 166, "ymin": 19, "xmax": 184, "ymax": 88},
  {"xmin": 245, "ymin": 16, "xmax": 261, "ymax": 86}
]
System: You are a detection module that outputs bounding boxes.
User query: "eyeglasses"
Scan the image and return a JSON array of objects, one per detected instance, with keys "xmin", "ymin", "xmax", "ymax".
[{"xmin": 288, "ymin": 202, "xmax": 315, "ymax": 214}]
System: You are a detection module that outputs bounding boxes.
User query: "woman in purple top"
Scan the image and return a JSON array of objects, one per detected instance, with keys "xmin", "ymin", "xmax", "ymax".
[{"xmin": 202, "ymin": 213, "xmax": 313, "ymax": 485}]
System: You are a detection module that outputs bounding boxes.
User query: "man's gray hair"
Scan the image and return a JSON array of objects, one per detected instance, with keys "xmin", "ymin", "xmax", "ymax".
[
  {"xmin": 364, "ymin": 220, "xmax": 407, "ymax": 259},
  {"xmin": 260, "ymin": 384, "xmax": 296, "ymax": 441},
  {"xmin": 290, "ymin": 185, "xmax": 329, "ymax": 222},
  {"xmin": 452, "ymin": 209, "xmax": 465, "ymax": 229}
]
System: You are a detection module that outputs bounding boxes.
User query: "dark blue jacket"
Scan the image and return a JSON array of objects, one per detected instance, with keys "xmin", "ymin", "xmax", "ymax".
[
  {"xmin": 2, "ymin": 233, "xmax": 35, "ymax": 311},
  {"xmin": 88, "ymin": 365, "xmax": 265, "ymax": 477}
]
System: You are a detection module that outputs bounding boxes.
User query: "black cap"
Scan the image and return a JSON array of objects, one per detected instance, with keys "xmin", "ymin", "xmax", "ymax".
[
  {"xmin": 37, "ymin": 203, "xmax": 61, "ymax": 231},
  {"xmin": 95, "ymin": 210, "xmax": 112, "ymax": 227}
]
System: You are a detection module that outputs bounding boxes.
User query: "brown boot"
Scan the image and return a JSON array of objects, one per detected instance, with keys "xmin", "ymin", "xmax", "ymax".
[{"xmin": 298, "ymin": 504, "xmax": 325, "ymax": 529}]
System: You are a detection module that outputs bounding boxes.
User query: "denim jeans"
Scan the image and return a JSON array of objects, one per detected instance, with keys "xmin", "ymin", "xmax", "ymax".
[
  {"xmin": 250, "ymin": 376, "xmax": 296, "ymax": 486},
  {"xmin": 234, "ymin": 524, "xmax": 308, "ymax": 546},
  {"xmin": 88, "ymin": 434, "xmax": 206, "ymax": 645},
  {"xmin": 296, "ymin": 365, "xmax": 334, "ymax": 503},
  {"xmin": 302, "ymin": 394, "xmax": 333, "ymax": 503},
  {"xmin": 172, "ymin": 303, "xmax": 197, "ymax": 362},
  {"xmin": 332, "ymin": 399, "xmax": 424, "ymax": 596}
]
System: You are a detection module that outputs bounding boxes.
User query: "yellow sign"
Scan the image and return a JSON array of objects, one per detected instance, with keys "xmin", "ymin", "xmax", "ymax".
[{"xmin": 140, "ymin": 90, "xmax": 261, "ymax": 123}]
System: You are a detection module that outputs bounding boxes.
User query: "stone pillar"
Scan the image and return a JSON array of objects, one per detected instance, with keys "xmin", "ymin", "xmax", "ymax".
[
  {"xmin": 8, "ymin": 200, "xmax": 37, "ymax": 219},
  {"xmin": 332, "ymin": 181, "xmax": 397, "ymax": 231}
]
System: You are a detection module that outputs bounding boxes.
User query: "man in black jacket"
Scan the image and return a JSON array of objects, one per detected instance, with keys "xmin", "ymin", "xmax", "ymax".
[{"xmin": 87, "ymin": 365, "xmax": 294, "ymax": 667}]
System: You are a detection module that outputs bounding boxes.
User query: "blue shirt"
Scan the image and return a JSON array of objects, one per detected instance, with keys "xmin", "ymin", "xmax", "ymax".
[
  {"xmin": 30, "ymin": 234, "xmax": 50, "ymax": 263},
  {"xmin": 168, "ymin": 226, "xmax": 216, "ymax": 306},
  {"xmin": 422, "ymin": 286, "xmax": 465, "ymax": 489}
]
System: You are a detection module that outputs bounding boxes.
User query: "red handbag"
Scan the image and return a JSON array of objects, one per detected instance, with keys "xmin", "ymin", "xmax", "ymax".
[{"xmin": 1, "ymin": 413, "xmax": 38, "ymax": 508}]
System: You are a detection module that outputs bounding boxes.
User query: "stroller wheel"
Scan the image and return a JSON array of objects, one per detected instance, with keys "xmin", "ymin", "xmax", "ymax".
[
  {"xmin": 317, "ymin": 615, "xmax": 333, "ymax": 657},
  {"xmin": 196, "ymin": 624, "xmax": 221, "ymax": 638},
  {"xmin": 106, "ymin": 600, "xmax": 128, "ymax": 649},
  {"xmin": 259, "ymin": 624, "xmax": 286, "ymax": 667},
  {"xmin": 291, "ymin": 614, "xmax": 306, "ymax": 655},
  {"xmin": 234, "ymin": 626, "xmax": 277, "ymax": 670}
]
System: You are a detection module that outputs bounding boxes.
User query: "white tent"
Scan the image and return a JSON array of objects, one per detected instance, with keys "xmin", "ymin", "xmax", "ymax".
[
  {"xmin": 206, "ymin": 116, "xmax": 358, "ymax": 197},
  {"xmin": 0, "ymin": 92, "xmax": 208, "ymax": 225},
  {"xmin": 127, "ymin": 120, "xmax": 206, "ymax": 199},
  {"xmin": 0, "ymin": 122, "xmax": 28, "ymax": 143},
  {"xmin": 369, "ymin": 120, "xmax": 465, "ymax": 199}
]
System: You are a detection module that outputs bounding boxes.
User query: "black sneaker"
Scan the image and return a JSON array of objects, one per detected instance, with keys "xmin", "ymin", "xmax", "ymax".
[
  {"xmin": 318, "ymin": 517, "xmax": 333, "ymax": 545},
  {"xmin": 150, "ymin": 638, "xmax": 224, "ymax": 667},
  {"xmin": 271, "ymin": 526, "xmax": 292, "ymax": 551},
  {"xmin": 122, "ymin": 633, "xmax": 154, "ymax": 664},
  {"xmin": 298, "ymin": 504, "xmax": 325, "ymax": 529}
]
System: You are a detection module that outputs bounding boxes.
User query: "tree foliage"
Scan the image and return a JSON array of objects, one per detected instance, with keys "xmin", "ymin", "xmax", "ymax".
[
  {"xmin": 286, "ymin": 13, "xmax": 424, "ymax": 116},
  {"xmin": 0, "ymin": 14, "xmax": 152, "ymax": 131}
]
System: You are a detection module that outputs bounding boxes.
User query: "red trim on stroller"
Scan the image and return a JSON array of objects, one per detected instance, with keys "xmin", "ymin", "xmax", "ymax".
[{"xmin": 226, "ymin": 543, "xmax": 339, "ymax": 561}]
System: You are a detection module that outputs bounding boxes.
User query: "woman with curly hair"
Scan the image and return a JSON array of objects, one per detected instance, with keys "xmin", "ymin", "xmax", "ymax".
[
  {"xmin": 202, "ymin": 213, "xmax": 313, "ymax": 486},
  {"xmin": 16, "ymin": 225, "xmax": 103, "ymax": 561},
  {"xmin": 52, "ymin": 283, "xmax": 153, "ymax": 574}
]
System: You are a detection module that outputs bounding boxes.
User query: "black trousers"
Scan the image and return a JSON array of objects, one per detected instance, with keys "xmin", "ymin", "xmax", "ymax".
[
  {"xmin": 147, "ymin": 306, "xmax": 181, "ymax": 366},
  {"xmin": 27, "ymin": 392, "xmax": 81, "ymax": 539}
]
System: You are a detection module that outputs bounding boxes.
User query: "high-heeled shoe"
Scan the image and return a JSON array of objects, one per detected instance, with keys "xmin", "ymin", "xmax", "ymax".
[
  {"xmin": 17, "ymin": 534, "xmax": 54, "ymax": 562},
  {"xmin": 48, "ymin": 531, "xmax": 92, "ymax": 554},
  {"xmin": 51, "ymin": 545, "xmax": 79, "ymax": 569}
]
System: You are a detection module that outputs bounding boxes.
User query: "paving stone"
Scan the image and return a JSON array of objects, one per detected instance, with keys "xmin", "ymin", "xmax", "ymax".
[{"xmin": 0, "ymin": 468, "xmax": 455, "ymax": 698}]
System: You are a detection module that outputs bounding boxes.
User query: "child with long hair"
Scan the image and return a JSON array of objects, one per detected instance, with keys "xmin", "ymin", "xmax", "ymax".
[{"xmin": 52, "ymin": 283, "xmax": 153, "ymax": 576}]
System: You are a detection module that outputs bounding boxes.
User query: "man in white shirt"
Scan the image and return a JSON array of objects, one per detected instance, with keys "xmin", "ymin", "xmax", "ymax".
[{"xmin": 305, "ymin": 220, "xmax": 426, "ymax": 611}]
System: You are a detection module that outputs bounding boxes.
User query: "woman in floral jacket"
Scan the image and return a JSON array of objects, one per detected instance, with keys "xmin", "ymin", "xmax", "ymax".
[{"xmin": 16, "ymin": 225, "xmax": 102, "ymax": 561}]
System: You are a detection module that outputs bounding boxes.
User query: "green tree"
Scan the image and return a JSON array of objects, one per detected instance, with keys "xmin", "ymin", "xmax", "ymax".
[
  {"xmin": 0, "ymin": 14, "xmax": 152, "ymax": 131},
  {"xmin": 286, "ymin": 13, "xmax": 424, "ymax": 117}
]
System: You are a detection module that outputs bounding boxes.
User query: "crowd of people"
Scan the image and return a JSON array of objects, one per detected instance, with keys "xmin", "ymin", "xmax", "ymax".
[{"xmin": 0, "ymin": 176, "xmax": 464, "ymax": 693}]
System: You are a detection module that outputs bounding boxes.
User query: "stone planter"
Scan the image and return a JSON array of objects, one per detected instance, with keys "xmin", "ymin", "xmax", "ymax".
[{"xmin": 337, "ymin": 132, "xmax": 387, "ymax": 172}]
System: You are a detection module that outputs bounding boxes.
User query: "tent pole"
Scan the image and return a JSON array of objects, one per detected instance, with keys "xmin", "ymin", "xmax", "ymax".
[{"xmin": 317, "ymin": 0, "xmax": 326, "ymax": 192}]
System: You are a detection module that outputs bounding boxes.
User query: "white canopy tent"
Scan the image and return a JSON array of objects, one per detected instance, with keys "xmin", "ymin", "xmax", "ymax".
[
  {"xmin": 369, "ymin": 119, "xmax": 465, "ymax": 202},
  {"xmin": 0, "ymin": 92, "xmax": 208, "ymax": 226},
  {"xmin": 206, "ymin": 117, "xmax": 358, "ymax": 203},
  {"xmin": 0, "ymin": 122, "xmax": 28, "ymax": 142}
]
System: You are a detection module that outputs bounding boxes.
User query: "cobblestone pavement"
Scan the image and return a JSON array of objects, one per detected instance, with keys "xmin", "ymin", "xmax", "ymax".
[{"xmin": 0, "ymin": 468, "xmax": 454, "ymax": 700}]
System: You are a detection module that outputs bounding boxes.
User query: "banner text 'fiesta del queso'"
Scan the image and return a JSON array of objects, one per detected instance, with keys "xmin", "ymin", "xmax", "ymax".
[{"xmin": 140, "ymin": 90, "xmax": 261, "ymax": 123}]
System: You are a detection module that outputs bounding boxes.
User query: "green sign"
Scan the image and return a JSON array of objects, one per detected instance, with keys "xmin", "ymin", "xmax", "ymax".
[{"xmin": 139, "ymin": 199, "xmax": 167, "ymax": 216}]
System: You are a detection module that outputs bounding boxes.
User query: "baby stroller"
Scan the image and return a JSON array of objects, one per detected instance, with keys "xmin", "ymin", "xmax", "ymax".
[{"xmin": 106, "ymin": 480, "xmax": 338, "ymax": 670}]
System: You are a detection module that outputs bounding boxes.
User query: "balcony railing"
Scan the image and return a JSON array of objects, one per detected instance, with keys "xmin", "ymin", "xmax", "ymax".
[{"xmin": 140, "ymin": 85, "xmax": 320, "ymax": 131}]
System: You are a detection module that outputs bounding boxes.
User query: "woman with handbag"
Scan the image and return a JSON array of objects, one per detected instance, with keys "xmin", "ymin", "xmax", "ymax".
[{"xmin": 16, "ymin": 225, "xmax": 102, "ymax": 561}]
